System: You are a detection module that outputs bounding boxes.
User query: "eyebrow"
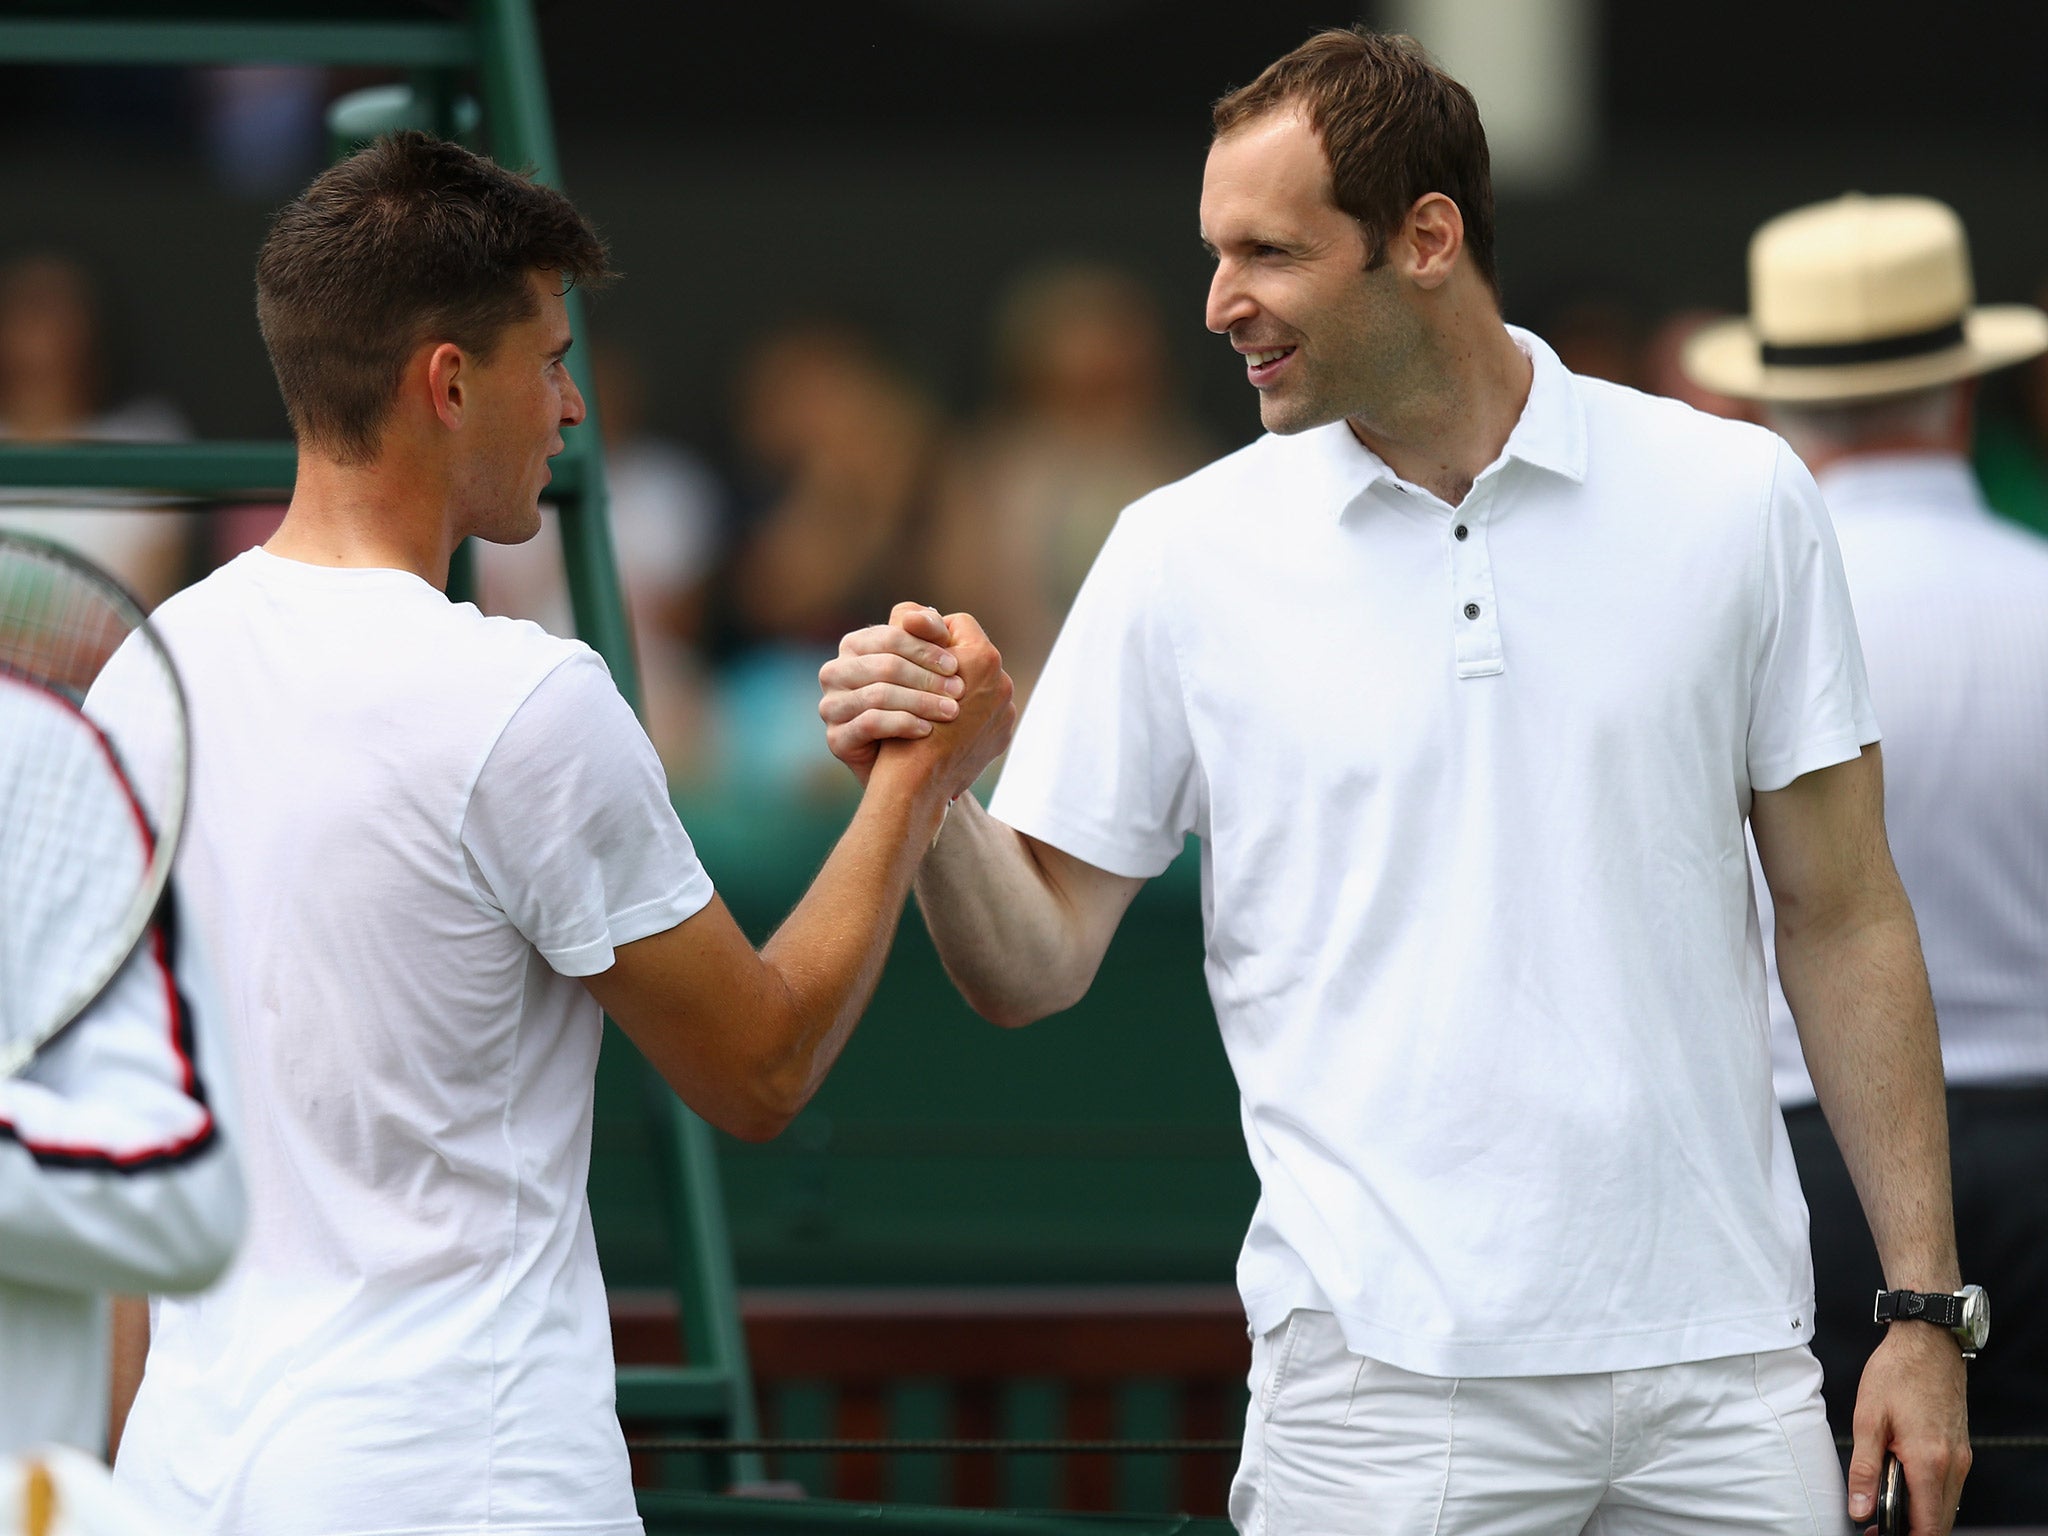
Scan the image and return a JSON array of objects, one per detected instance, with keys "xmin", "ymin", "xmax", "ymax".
[{"xmin": 548, "ymin": 337, "xmax": 574, "ymax": 361}]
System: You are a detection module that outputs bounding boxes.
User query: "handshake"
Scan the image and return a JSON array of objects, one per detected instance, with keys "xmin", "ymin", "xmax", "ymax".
[{"xmin": 817, "ymin": 600, "xmax": 1019, "ymax": 816}]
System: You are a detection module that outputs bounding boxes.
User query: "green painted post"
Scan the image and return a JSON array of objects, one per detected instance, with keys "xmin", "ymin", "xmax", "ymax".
[
  {"xmin": 470, "ymin": 0, "xmax": 639, "ymax": 709},
  {"xmin": 469, "ymin": 0, "xmax": 757, "ymax": 1491}
]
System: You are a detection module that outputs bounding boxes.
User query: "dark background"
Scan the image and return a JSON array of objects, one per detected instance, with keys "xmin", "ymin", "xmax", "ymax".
[{"xmin": 1, "ymin": 0, "xmax": 2044, "ymax": 463}]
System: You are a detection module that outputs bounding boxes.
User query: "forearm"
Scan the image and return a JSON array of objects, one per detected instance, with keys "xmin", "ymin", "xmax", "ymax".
[
  {"xmin": 752, "ymin": 760, "xmax": 949, "ymax": 1113},
  {"xmin": 914, "ymin": 796, "xmax": 1098, "ymax": 1026},
  {"xmin": 1780, "ymin": 896, "xmax": 1958, "ymax": 1292}
]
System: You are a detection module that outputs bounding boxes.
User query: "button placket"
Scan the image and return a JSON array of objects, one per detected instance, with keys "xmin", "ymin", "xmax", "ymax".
[{"xmin": 1448, "ymin": 484, "xmax": 1504, "ymax": 678}]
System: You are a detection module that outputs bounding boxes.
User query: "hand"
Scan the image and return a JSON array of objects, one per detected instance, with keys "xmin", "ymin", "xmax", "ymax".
[
  {"xmin": 867, "ymin": 611, "xmax": 1016, "ymax": 810},
  {"xmin": 820, "ymin": 601, "xmax": 966, "ymax": 786},
  {"xmin": 1847, "ymin": 1323, "xmax": 1970, "ymax": 1536}
]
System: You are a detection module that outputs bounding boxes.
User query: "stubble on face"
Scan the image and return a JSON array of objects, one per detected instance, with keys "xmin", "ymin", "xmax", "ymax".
[
  {"xmin": 1202, "ymin": 112, "xmax": 1428, "ymax": 439},
  {"xmin": 460, "ymin": 275, "xmax": 572, "ymax": 546}
]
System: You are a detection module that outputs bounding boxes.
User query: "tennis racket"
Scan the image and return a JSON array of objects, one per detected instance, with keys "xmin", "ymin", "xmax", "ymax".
[{"xmin": 0, "ymin": 530, "xmax": 188, "ymax": 1079}]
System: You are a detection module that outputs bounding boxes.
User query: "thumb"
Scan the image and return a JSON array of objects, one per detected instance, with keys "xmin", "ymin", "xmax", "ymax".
[
  {"xmin": 1845, "ymin": 1428, "xmax": 1885, "ymax": 1522},
  {"xmin": 942, "ymin": 611, "xmax": 993, "ymax": 649}
]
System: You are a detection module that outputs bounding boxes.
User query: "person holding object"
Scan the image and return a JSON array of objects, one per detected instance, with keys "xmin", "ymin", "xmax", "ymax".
[
  {"xmin": 0, "ymin": 880, "xmax": 241, "ymax": 1460},
  {"xmin": 822, "ymin": 28, "xmax": 1969, "ymax": 1536},
  {"xmin": 88, "ymin": 132, "xmax": 1014, "ymax": 1536},
  {"xmin": 1686, "ymin": 194, "xmax": 2048, "ymax": 1524}
]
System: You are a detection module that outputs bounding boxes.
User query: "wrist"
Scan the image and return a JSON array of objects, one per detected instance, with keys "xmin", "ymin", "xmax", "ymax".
[{"xmin": 864, "ymin": 751, "xmax": 951, "ymax": 835}]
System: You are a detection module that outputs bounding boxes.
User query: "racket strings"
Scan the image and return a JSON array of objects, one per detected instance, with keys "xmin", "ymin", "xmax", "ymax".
[{"xmin": 0, "ymin": 532, "xmax": 185, "ymax": 1073}]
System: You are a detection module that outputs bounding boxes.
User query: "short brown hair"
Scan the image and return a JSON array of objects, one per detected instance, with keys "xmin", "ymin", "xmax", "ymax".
[
  {"xmin": 1213, "ymin": 27, "xmax": 1498, "ymax": 296},
  {"xmin": 256, "ymin": 131, "xmax": 611, "ymax": 464}
]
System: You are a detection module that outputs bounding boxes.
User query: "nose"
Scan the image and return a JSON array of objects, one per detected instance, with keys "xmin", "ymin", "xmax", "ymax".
[
  {"xmin": 560, "ymin": 364, "xmax": 588, "ymax": 428},
  {"xmin": 1205, "ymin": 259, "xmax": 1254, "ymax": 336}
]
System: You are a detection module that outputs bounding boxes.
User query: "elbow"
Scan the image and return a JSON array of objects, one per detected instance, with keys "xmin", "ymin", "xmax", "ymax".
[
  {"xmin": 715, "ymin": 1048, "xmax": 816, "ymax": 1144},
  {"xmin": 129, "ymin": 1160, "xmax": 247, "ymax": 1294},
  {"xmin": 951, "ymin": 950, "xmax": 1093, "ymax": 1031},
  {"xmin": 977, "ymin": 997, "xmax": 1048, "ymax": 1031}
]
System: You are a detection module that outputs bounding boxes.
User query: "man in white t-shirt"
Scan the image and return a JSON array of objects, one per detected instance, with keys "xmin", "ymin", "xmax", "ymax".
[
  {"xmin": 820, "ymin": 28, "xmax": 1972, "ymax": 1536},
  {"xmin": 87, "ymin": 132, "xmax": 1014, "ymax": 1536}
]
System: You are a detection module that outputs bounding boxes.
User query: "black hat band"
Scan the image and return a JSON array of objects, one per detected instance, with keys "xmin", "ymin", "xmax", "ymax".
[{"xmin": 1760, "ymin": 318, "xmax": 1967, "ymax": 368}]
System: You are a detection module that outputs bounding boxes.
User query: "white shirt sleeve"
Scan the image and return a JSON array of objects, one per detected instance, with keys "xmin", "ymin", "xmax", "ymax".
[
  {"xmin": 0, "ymin": 882, "xmax": 245, "ymax": 1296},
  {"xmin": 988, "ymin": 499, "xmax": 1199, "ymax": 878},
  {"xmin": 1746, "ymin": 438, "xmax": 1882, "ymax": 792},
  {"xmin": 461, "ymin": 652, "xmax": 714, "ymax": 977}
]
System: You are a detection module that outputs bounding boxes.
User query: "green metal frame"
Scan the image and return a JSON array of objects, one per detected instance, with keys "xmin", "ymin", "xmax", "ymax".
[{"xmin": 0, "ymin": 0, "xmax": 749, "ymax": 1492}]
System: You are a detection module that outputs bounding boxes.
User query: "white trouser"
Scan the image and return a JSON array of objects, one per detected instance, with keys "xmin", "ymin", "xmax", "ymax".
[{"xmin": 1230, "ymin": 1310, "xmax": 1850, "ymax": 1535}]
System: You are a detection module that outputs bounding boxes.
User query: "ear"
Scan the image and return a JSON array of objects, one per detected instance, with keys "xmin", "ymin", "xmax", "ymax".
[
  {"xmin": 1397, "ymin": 193, "xmax": 1466, "ymax": 292},
  {"xmin": 424, "ymin": 341, "xmax": 467, "ymax": 431}
]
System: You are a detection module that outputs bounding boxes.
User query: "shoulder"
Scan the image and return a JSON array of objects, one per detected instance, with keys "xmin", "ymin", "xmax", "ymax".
[
  {"xmin": 1111, "ymin": 431, "xmax": 1301, "ymax": 541},
  {"xmin": 1572, "ymin": 377, "xmax": 1796, "ymax": 540},
  {"xmin": 435, "ymin": 606, "xmax": 616, "ymax": 727},
  {"xmin": 1577, "ymin": 375, "xmax": 1785, "ymax": 484}
]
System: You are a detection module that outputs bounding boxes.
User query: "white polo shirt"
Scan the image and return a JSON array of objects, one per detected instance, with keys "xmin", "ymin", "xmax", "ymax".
[
  {"xmin": 990, "ymin": 328, "xmax": 1878, "ymax": 1378},
  {"xmin": 1765, "ymin": 453, "xmax": 2048, "ymax": 1104}
]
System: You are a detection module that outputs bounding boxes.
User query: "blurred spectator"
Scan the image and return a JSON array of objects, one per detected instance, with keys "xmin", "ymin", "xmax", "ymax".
[
  {"xmin": 729, "ymin": 320, "xmax": 940, "ymax": 643},
  {"xmin": 1643, "ymin": 310, "xmax": 1761, "ymax": 422},
  {"xmin": 1687, "ymin": 193, "xmax": 2048, "ymax": 1523},
  {"xmin": 476, "ymin": 342, "xmax": 724, "ymax": 784},
  {"xmin": 0, "ymin": 256, "xmax": 191, "ymax": 607},
  {"xmin": 716, "ymin": 321, "xmax": 944, "ymax": 798},
  {"xmin": 928, "ymin": 263, "xmax": 1209, "ymax": 695},
  {"xmin": 1974, "ymin": 277, "xmax": 2048, "ymax": 537}
]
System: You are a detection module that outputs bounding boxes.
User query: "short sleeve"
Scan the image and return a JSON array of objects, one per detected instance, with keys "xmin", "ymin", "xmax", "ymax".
[
  {"xmin": 1747, "ymin": 438, "xmax": 1881, "ymax": 792},
  {"xmin": 461, "ymin": 653, "xmax": 713, "ymax": 977},
  {"xmin": 988, "ymin": 500, "xmax": 1198, "ymax": 878}
]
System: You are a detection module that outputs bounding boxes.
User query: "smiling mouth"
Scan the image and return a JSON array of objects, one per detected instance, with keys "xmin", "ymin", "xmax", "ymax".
[{"xmin": 1243, "ymin": 346, "xmax": 1297, "ymax": 384}]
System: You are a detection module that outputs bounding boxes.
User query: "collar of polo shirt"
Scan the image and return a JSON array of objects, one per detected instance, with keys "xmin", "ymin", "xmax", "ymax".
[{"xmin": 1297, "ymin": 327, "xmax": 1591, "ymax": 519}]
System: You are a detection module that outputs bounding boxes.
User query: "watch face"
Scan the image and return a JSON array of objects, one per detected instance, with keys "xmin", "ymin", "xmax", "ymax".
[{"xmin": 1959, "ymin": 1285, "xmax": 1991, "ymax": 1351}]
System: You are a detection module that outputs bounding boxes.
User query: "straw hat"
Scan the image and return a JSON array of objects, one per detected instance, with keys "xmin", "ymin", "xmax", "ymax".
[{"xmin": 1683, "ymin": 194, "xmax": 2048, "ymax": 403}]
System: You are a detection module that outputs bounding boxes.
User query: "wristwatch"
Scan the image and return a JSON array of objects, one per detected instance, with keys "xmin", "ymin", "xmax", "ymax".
[{"xmin": 1873, "ymin": 1285, "xmax": 1990, "ymax": 1358}]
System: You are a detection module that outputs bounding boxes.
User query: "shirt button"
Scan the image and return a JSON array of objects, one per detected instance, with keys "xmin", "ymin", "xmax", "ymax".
[
  {"xmin": 1454, "ymin": 525, "xmax": 1469, "ymax": 541},
  {"xmin": 1463, "ymin": 602, "xmax": 1481, "ymax": 620}
]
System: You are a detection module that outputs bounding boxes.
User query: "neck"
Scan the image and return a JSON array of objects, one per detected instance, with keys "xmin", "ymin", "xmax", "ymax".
[
  {"xmin": 1345, "ymin": 310, "xmax": 1530, "ymax": 507},
  {"xmin": 266, "ymin": 447, "xmax": 458, "ymax": 588}
]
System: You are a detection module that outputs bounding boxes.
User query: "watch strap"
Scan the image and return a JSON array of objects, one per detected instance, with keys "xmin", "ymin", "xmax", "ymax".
[{"xmin": 1874, "ymin": 1289, "xmax": 1966, "ymax": 1330}]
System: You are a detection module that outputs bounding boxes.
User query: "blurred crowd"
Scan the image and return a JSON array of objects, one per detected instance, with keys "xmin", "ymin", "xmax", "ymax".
[{"xmin": 8, "ymin": 251, "xmax": 2048, "ymax": 799}]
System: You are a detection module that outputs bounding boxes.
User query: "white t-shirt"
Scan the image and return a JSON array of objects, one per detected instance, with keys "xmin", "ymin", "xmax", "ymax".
[
  {"xmin": 87, "ymin": 548, "xmax": 713, "ymax": 1535},
  {"xmin": 990, "ymin": 328, "xmax": 1878, "ymax": 1378},
  {"xmin": 1765, "ymin": 453, "xmax": 2048, "ymax": 1103}
]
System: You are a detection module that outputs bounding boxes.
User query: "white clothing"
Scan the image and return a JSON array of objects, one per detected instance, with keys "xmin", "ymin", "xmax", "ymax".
[
  {"xmin": 4, "ymin": 1443, "xmax": 188, "ymax": 1536},
  {"xmin": 990, "ymin": 329, "xmax": 1877, "ymax": 1378},
  {"xmin": 86, "ymin": 549, "xmax": 714, "ymax": 1536},
  {"xmin": 0, "ymin": 879, "xmax": 240, "ymax": 1457},
  {"xmin": 1764, "ymin": 452, "xmax": 2048, "ymax": 1103},
  {"xmin": 1229, "ymin": 1310, "xmax": 1848, "ymax": 1535}
]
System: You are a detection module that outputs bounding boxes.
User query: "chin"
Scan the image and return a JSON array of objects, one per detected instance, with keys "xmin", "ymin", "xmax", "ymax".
[
  {"xmin": 476, "ymin": 505, "xmax": 546, "ymax": 546},
  {"xmin": 1258, "ymin": 392, "xmax": 1341, "ymax": 437}
]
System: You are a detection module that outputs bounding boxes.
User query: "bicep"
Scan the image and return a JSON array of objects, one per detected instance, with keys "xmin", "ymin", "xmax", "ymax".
[
  {"xmin": 1751, "ymin": 744, "xmax": 1897, "ymax": 926},
  {"xmin": 1026, "ymin": 833, "xmax": 1147, "ymax": 967}
]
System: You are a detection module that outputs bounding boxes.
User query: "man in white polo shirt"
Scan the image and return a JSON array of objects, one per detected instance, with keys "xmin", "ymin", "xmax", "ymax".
[
  {"xmin": 820, "ymin": 27, "xmax": 1974, "ymax": 1536},
  {"xmin": 1688, "ymin": 194, "xmax": 2048, "ymax": 1523}
]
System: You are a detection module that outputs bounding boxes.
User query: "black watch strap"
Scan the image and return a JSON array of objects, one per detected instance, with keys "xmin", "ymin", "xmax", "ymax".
[{"xmin": 1874, "ymin": 1289, "xmax": 1965, "ymax": 1330}]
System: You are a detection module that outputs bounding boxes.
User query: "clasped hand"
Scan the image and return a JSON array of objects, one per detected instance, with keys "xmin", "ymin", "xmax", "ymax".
[{"xmin": 819, "ymin": 600, "xmax": 1015, "ymax": 805}]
